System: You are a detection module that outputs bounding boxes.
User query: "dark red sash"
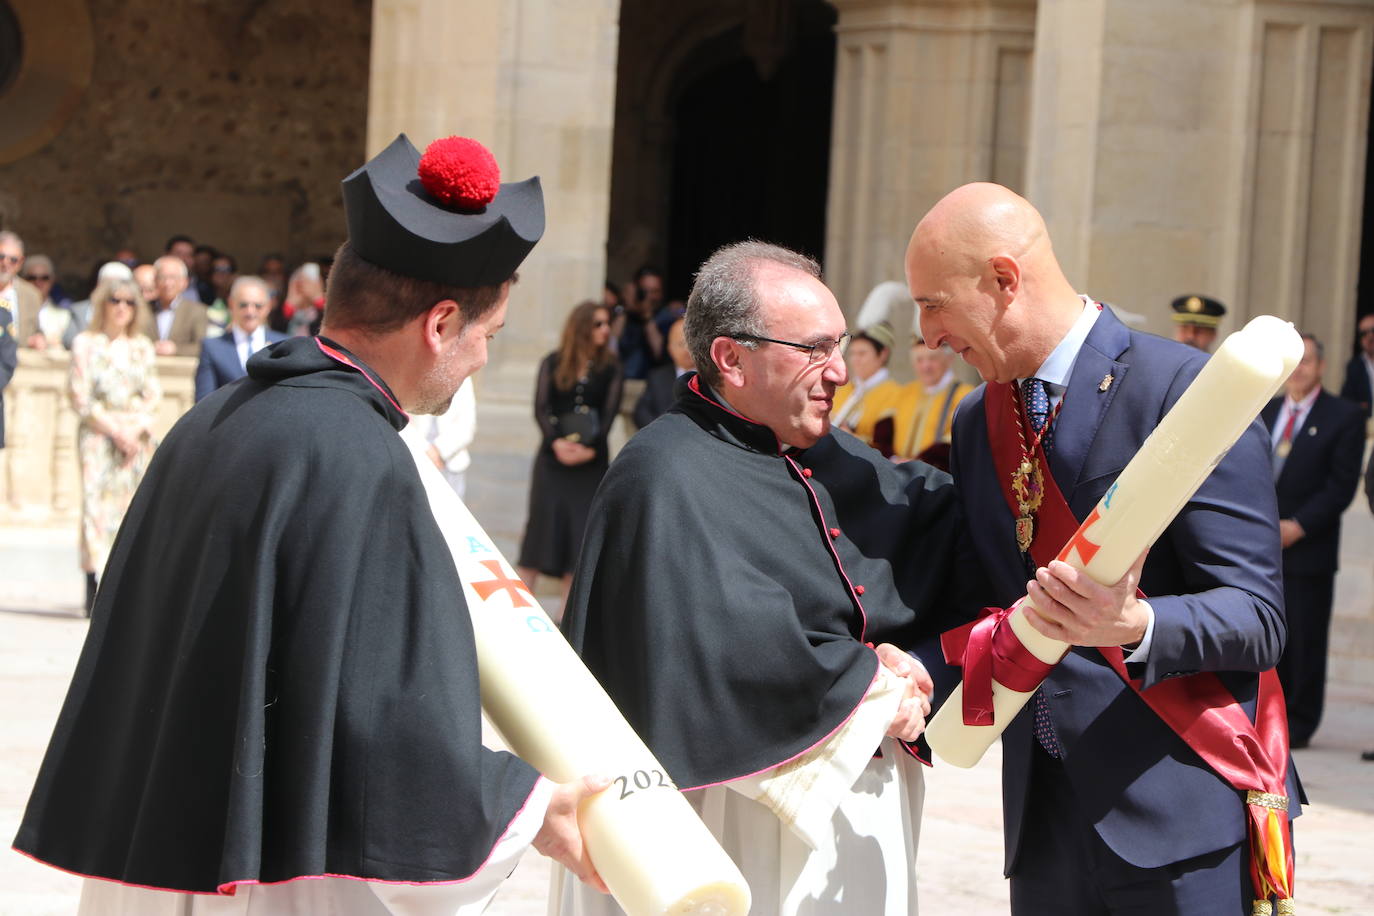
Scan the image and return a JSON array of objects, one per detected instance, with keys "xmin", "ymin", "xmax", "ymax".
[{"xmin": 949, "ymin": 381, "xmax": 1295, "ymax": 905}]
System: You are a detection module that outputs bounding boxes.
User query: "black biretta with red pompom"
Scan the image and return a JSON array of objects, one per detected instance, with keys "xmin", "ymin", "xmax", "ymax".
[{"xmin": 342, "ymin": 133, "xmax": 544, "ymax": 288}]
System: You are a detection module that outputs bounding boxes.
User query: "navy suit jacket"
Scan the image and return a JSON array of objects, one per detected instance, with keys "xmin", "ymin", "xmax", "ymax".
[
  {"xmin": 194, "ymin": 331, "xmax": 287, "ymax": 401},
  {"xmin": 1339, "ymin": 353, "xmax": 1371, "ymax": 416},
  {"xmin": 1261, "ymin": 390, "xmax": 1365, "ymax": 576},
  {"xmin": 946, "ymin": 306, "xmax": 1297, "ymax": 875}
]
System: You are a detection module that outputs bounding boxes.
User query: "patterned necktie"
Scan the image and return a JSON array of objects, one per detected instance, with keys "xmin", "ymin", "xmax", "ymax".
[
  {"xmin": 1021, "ymin": 376, "xmax": 1063, "ymax": 757},
  {"xmin": 1021, "ymin": 377, "xmax": 1053, "ymax": 451}
]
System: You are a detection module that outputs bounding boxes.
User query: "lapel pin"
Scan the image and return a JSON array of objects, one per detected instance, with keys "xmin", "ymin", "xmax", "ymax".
[
  {"xmin": 1307, "ymin": 426, "xmax": 1316, "ymax": 436},
  {"xmin": 1098, "ymin": 373, "xmax": 1114, "ymax": 392}
]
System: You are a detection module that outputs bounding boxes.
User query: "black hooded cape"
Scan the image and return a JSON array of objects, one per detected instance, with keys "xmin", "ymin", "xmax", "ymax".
[
  {"xmin": 14, "ymin": 336, "xmax": 539, "ymax": 893},
  {"xmin": 561, "ymin": 374, "xmax": 976, "ymax": 790}
]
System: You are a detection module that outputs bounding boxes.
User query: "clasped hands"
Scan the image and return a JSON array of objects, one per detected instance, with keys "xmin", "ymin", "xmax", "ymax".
[{"xmin": 552, "ymin": 437, "xmax": 596, "ymax": 466}]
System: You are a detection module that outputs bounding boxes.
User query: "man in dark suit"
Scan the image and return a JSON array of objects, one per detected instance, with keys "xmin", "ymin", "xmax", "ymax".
[
  {"xmin": 0, "ymin": 304, "xmax": 16, "ymax": 449},
  {"xmin": 905, "ymin": 183, "xmax": 1298, "ymax": 914},
  {"xmin": 1262, "ymin": 333, "xmax": 1364, "ymax": 748},
  {"xmin": 1339, "ymin": 312, "xmax": 1374, "ymax": 416},
  {"xmin": 631, "ymin": 316, "xmax": 693, "ymax": 429},
  {"xmin": 194, "ymin": 276, "xmax": 287, "ymax": 401}
]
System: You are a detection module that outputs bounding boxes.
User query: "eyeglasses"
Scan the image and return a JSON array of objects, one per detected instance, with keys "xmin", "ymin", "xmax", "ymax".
[
  {"xmin": 236, "ymin": 301, "xmax": 268, "ymax": 310},
  {"xmin": 109, "ymin": 298, "xmax": 136, "ymax": 308},
  {"xmin": 1360, "ymin": 327, "xmax": 1374, "ymax": 338},
  {"xmin": 733, "ymin": 331, "xmax": 850, "ymax": 364},
  {"xmin": 24, "ymin": 273, "xmax": 51, "ymax": 282},
  {"xmin": 213, "ymin": 265, "xmax": 235, "ymax": 274},
  {"xmin": 0, "ymin": 254, "xmax": 21, "ymax": 264}
]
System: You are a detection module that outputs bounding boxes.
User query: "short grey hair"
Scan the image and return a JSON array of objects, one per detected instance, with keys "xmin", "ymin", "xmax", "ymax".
[
  {"xmin": 153, "ymin": 255, "xmax": 188, "ymax": 278},
  {"xmin": 0, "ymin": 230, "xmax": 23, "ymax": 252},
  {"xmin": 684, "ymin": 240, "xmax": 821, "ymax": 388},
  {"xmin": 24, "ymin": 253, "xmax": 53, "ymax": 275},
  {"xmin": 1299, "ymin": 331, "xmax": 1324, "ymax": 360},
  {"xmin": 229, "ymin": 275, "xmax": 270, "ymax": 302}
]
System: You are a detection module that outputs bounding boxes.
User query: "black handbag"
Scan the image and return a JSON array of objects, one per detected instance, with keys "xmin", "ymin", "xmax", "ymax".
[{"xmin": 555, "ymin": 407, "xmax": 600, "ymax": 443}]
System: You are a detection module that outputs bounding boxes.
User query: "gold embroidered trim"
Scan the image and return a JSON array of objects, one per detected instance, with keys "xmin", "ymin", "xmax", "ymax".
[{"xmin": 1246, "ymin": 790, "xmax": 1289, "ymax": 810}]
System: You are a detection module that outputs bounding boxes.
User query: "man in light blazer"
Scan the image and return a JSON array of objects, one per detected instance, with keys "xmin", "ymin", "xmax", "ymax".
[
  {"xmin": 141, "ymin": 256, "xmax": 209, "ymax": 357},
  {"xmin": 194, "ymin": 276, "xmax": 286, "ymax": 401},
  {"xmin": 0, "ymin": 231, "xmax": 42, "ymax": 347},
  {"xmin": 1261, "ymin": 333, "xmax": 1364, "ymax": 748}
]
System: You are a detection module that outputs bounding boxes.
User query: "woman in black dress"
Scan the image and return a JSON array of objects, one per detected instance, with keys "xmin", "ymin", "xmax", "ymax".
[{"xmin": 516, "ymin": 300, "xmax": 622, "ymax": 620}]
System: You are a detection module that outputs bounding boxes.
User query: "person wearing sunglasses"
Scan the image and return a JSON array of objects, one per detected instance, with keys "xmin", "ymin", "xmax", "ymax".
[
  {"xmin": 193, "ymin": 275, "xmax": 287, "ymax": 401},
  {"xmin": 517, "ymin": 299, "xmax": 623, "ymax": 621},
  {"xmin": 0, "ymin": 230, "xmax": 42, "ymax": 349},
  {"xmin": 22, "ymin": 254, "xmax": 80, "ymax": 351},
  {"xmin": 559, "ymin": 240, "xmax": 972, "ymax": 915},
  {"xmin": 66, "ymin": 278, "xmax": 161, "ymax": 614},
  {"xmin": 1338, "ymin": 312, "xmax": 1374, "ymax": 419}
]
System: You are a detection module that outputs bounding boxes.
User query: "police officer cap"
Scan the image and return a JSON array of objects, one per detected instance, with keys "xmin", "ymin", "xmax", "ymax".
[{"xmin": 1170, "ymin": 294, "xmax": 1226, "ymax": 328}]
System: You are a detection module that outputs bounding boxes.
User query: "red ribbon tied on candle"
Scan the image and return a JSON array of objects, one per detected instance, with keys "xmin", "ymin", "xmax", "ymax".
[{"xmin": 941, "ymin": 600, "xmax": 1057, "ymax": 727}]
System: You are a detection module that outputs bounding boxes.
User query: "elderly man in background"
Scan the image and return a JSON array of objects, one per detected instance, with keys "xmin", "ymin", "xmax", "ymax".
[
  {"xmin": 140, "ymin": 255, "xmax": 209, "ymax": 356},
  {"xmin": 1261, "ymin": 333, "xmax": 1364, "ymax": 749},
  {"xmin": 22, "ymin": 254, "xmax": 80, "ymax": 350},
  {"xmin": 0, "ymin": 230, "xmax": 41, "ymax": 347},
  {"xmin": 163, "ymin": 235, "xmax": 202, "ymax": 302},
  {"xmin": 194, "ymin": 276, "xmax": 287, "ymax": 401},
  {"xmin": 561, "ymin": 240, "xmax": 974, "ymax": 915},
  {"xmin": 1339, "ymin": 312, "xmax": 1374, "ymax": 418}
]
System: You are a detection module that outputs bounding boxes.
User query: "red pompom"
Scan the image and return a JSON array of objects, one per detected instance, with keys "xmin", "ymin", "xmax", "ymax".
[{"xmin": 418, "ymin": 136, "xmax": 501, "ymax": 211}]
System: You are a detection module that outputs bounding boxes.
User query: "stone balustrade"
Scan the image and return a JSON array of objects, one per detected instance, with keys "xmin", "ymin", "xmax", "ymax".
[{"xmin": 0, "ymin": 349, "xmax": 196, "ymax": 523}]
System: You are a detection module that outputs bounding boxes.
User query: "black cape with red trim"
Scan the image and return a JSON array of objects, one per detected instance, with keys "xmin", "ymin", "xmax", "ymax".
[
  {"xmin": 561, "ymin": 374, "xmax": 977, "ymax": 790},
  {"xmin": 14, "ymin": 336, "xmax": 539, "ymax": 893}
]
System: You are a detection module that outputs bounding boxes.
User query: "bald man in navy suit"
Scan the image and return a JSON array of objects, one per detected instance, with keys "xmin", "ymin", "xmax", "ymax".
[
  {"xmin": 906, "ymin": 183, "xmax": 1300, "ymax": 915},
  {"xmin": 194, "ymin": 276, "xmax": 287, "ymax": 401}
]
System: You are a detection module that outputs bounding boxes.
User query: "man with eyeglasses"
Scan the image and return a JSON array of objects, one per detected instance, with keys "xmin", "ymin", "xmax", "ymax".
[
  {"xmin": 139, "ymin": 255, "xmax": 210, "ymax": 357},
  {"xmin": 1338, "ymin": 312, "xmax": 1374, "ymax": 419},
  {"xmin": 0, "ymin": 230, "xmax": 42, "ymax": 349},
  {"xmin": 560, "ymin": 240, "xmax": 975, "ymax": 915},
  {"xmin": 193, "ymin": 275, "xmax": 287, "ymax": 400}
]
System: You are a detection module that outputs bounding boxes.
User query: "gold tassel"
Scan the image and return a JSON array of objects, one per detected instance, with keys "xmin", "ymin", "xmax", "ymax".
[
  {"xmin": 1276, "ymin": 900, "xmax": 1295, "ymax": 915},
  {"xmin": 1252, "ymin": 901, "xmax": 1273, "ymax": 916}
]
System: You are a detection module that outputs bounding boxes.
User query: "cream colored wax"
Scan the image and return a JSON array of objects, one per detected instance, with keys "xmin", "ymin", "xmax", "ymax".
[
  {"xmin": 925, "ymin": 316, "xmax": 1304, "ymax": 768},
  {"xmin": 409, "ymin": 453, "xmax": 751, "ymax": 916}
]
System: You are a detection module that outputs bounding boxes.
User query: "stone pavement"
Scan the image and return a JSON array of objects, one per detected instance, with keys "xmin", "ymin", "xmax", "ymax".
[{"xmin": 2, "ymin": 398, "xmax": 1372, "ymax": 914}]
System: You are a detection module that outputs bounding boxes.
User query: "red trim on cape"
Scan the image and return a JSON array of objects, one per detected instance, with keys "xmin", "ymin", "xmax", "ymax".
[
  {"xmin": 314, "ymin": 337, "xmax": 409, "ymax": 420},
  {"xmin": 12, "ymin": 776, "xmax": 549, "ymax": 896}
]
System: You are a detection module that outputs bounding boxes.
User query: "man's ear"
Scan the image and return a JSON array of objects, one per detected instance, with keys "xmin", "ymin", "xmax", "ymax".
[
  {"xmin": 989, "ymin": 255, "xmax": 1021, "ymax": 301},
  {"xmin": 422, "ymin": 299, "xmax": 463, "ymax": 353},
  {"xmin": 710, "ymin": 336, "xmax": 747, "ymax": 389}
]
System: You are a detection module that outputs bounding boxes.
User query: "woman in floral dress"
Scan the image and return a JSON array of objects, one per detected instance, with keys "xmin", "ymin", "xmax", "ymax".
[{"xmin": 69, "ymin": 278, "xmax": 161, "ymax": 612}]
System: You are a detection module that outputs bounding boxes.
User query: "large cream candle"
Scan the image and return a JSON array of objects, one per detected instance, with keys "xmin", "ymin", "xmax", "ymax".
[
  {"xmin": 409, "ymin": 452, "xmax": 751, "ymax": 916},
  {"xmin": 926, "ymin": 316, "xmax": 1304, "ymax": 768}
]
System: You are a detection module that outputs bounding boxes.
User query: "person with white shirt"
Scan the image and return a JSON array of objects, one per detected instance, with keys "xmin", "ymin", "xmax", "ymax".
[
  {"xmin": 399, "ymin": 375, "xmax": 477, "ymax": 500},
  {"xmin": 141, "ymin": 256, "xmax": 210, "ymax": 357},
  {"xmin": 194, "ymin": 276, "xmax": 287, "ymax": 401},
  {"xmin": 905, "ymin": 182, "xmax": 1299, "ymax": 915},
  {"xmin": 0, "ymin": 230, "xmax": 42, "ymax": 347},
  {"xmin": 1261, "ymin": 334, "xmax": 1364, "ymax": 749}
]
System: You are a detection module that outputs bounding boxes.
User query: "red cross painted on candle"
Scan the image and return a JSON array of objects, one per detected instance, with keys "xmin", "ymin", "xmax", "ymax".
[
  {"xmin": 470, "ymin": 560, "xmax": 535, "ymax": 608},
  {"xmin": 1057, "ymin": 506, "xmax": 1104, "ymax": 566}
]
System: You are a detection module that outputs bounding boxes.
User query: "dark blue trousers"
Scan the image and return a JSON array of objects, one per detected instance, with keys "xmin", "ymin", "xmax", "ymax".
[{"xmin": 1010, "ymin": 747, "xmax": 1251, "ymax": 915}]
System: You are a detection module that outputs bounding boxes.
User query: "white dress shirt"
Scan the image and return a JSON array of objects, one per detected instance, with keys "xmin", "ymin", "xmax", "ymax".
[{"xmin": 232, "ymin": 325, "xmax": 264, "ymax": 369}]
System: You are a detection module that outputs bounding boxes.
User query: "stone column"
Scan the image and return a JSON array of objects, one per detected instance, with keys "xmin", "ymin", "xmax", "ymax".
[
  {"xmin": 824, "ymin": 0, "xmax": 1037, "ymax": 322},
  {"xmin": 1025, "ymin": 0, "xmax": 1374, "ymax": 361},
  {"xmin": 366, "ymin": 0, "xmax": 621, "ymax": 393}
]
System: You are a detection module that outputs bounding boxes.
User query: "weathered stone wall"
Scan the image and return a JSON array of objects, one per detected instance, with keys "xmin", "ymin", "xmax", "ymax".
[{"xmin": 0, "ymin": 0, "xmax": 371, "ymax": 293}]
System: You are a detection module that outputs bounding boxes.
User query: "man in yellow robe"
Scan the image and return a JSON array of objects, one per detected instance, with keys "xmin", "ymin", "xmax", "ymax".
[{"xmin": 891, "ymin": 337, "xmax": 974, "ymax": 465}]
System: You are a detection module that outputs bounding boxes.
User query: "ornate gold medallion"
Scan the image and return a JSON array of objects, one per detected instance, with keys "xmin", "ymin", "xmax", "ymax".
[{"xmin": 1010, "ymin": 457, "xmax": 1045, "ymax": 553}]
